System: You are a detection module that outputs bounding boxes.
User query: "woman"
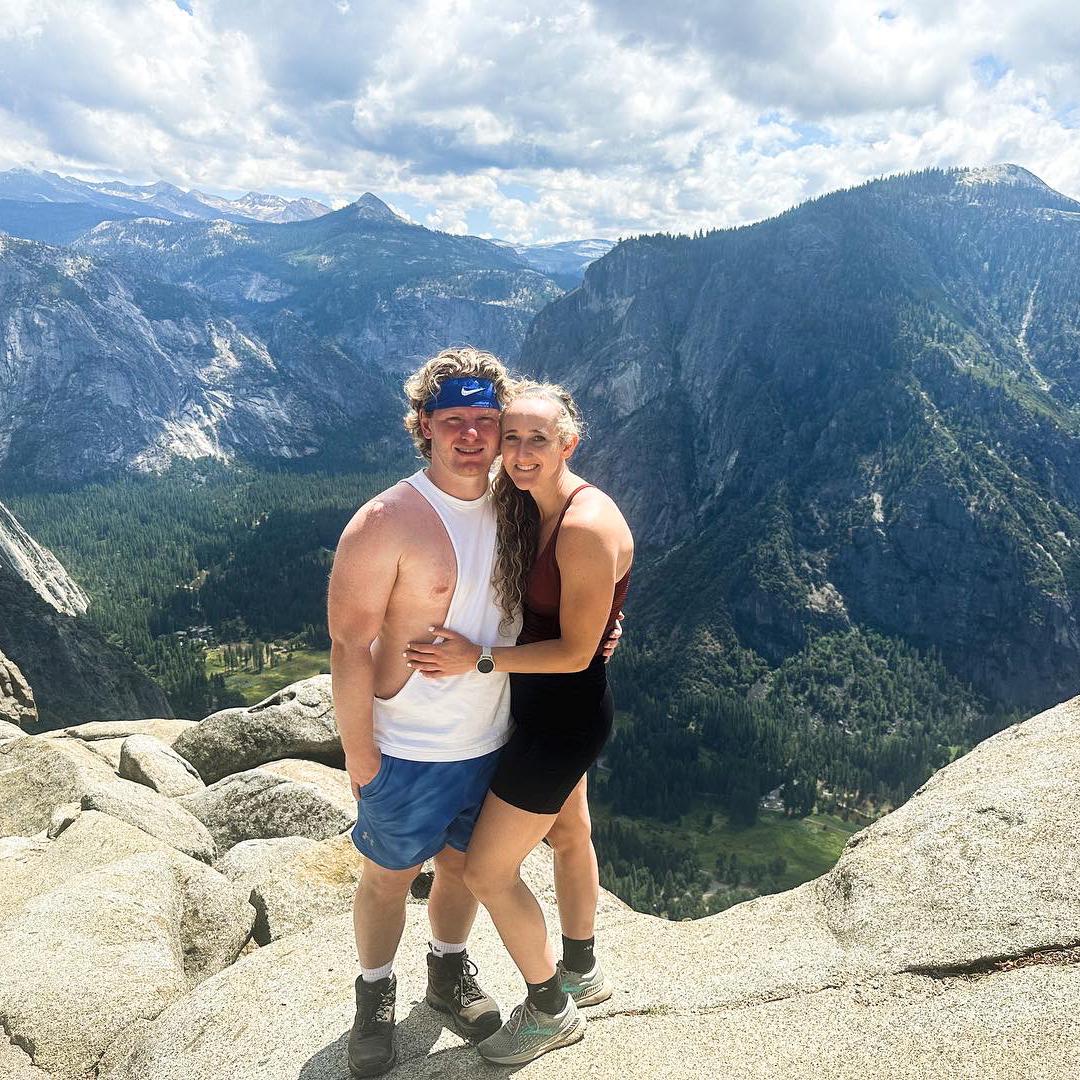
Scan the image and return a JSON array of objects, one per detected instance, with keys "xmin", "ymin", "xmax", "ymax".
[{"xmin": 405, "ymin": 381, "xmax": 633, "ymax": 1066}]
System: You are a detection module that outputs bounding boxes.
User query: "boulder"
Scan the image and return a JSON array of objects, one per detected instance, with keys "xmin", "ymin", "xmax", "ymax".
[
  {"xmin": 0, "ymin": 849, "xmax": 253, "ymax": 1079},
  {"xmin": 119, "ymin": 733, "xmax": 204, "ymax": 797},
  {"xmin": 172, "ymin": 676, "xmax": 340, "ymax": 784},
  {"xmin": 0, "ymin": 810, "xmax": 168, "ymax": 921},
  {"xmin": 0, "ymin": 735, "xmax": 117, "ymax": 836},
  {"xmin": 79, "ymin": 736, "xmax": 126, "ymax": 769},
  {"xmin": 58, "ymin": 718, "xmax": 199, "ymax": 745},
  {"xmin": 257, "ymin": 757, "xmax": 355, "ymax": 816},
  {"xmin": 45, "ymin": 719, "xmax": 200, "ymax": 771},
  {"xmin": 177, "ymin": 768, "xmax": 354, "ymax": 852},
  {"xmin": 0, "ymin": 1037, "xmax": 51, "ymax": 1080},
  {"xmin": 82, "ymin": 777, "xmax": 216, "ymax": 863},
  {"xmin": 216, "ymin": 835, "xmax": 430, "ymax": 944},
  {"xmin": 0, "ymin": 649, "xmax": 35, "ymax": 729},
  {"xmin": 214, "ymin": 835, "xmax": 320, "ymax": 883},
  {"xmin": 0, "ymin": 718, "xmax": 25, "ymax": 741},
  {"xmin": 816, "ymin": 699, "xmax": 1080, "ymax": 973}
]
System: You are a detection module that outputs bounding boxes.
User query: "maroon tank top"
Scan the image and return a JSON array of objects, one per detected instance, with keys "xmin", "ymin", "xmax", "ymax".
[{"xmin": 518, "ymin": 484, "xmax": 632, "ymax": 655}]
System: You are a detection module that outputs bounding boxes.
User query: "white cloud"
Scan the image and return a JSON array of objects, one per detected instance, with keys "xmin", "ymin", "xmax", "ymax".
[{"xmin": 1, "ymin": 0, "xmax": 1080, "ymax": 242}]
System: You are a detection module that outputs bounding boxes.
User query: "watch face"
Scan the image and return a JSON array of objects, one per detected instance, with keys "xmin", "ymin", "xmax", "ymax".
[{"xmin": 476, "ymin": 656, "xmax": 495, "ymax": 673}]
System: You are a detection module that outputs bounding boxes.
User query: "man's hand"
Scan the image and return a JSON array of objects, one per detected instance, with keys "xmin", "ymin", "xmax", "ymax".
[
  {"xmin": 345, "ymin": 742, "xmax": 383, "ymax": 800},
  {"xmin": 602, "ymin": 612, "xmax": 625, "ymax": 664}
]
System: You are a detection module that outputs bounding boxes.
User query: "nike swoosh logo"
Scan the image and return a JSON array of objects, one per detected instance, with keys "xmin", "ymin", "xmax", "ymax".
[{"xmin": 461, "ymin": 387, "xmax": 484, "ymax": 396}]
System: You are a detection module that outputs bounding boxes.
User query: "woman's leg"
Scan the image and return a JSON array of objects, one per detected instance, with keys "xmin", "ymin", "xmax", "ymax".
[
  {"xmin": 545, "ymin": 774, "xmax": 599, "ymax": 940},
  {"xmin": 463, "ymin": 790, "xmax": 558, "ymax": 984}
]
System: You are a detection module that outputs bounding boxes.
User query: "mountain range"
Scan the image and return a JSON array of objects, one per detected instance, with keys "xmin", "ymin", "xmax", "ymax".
[
  {"xmin": 0, "ymin": 168, "xmax": 330, "ymax": 240},
  {"xmin": 3, "ymin": 161, "xmax": 1080, "ymax": 726},
  {"xmin": 0, "ymin": 194, "xmax": 566, "ymax": 485},
  {"xmin": 0, "ymin": 168, "xmax": 615, "ymax": 274}
]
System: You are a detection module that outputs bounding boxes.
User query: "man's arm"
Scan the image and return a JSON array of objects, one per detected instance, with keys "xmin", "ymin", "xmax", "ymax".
[{"xmin": 328, "ymin": 497, "xmax": 401, "ymax": 800}]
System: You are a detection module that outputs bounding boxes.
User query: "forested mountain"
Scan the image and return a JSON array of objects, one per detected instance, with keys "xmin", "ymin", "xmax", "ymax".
[
  {"xmin": 0, "ymin": 200, "xmax": 561, "ymax": 486},
  {"xmin": 522, "ymin": 164, "xmax": 1080, "ymax": 715}
]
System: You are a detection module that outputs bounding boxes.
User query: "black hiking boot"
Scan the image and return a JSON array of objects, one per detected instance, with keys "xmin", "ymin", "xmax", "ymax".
[
  {"xmin": 425, "ymin": 948, "xmax": 502, "ymax": 1042},
  {"xmin": 348, "ymin": 973, "xmax": 397, "ymax": 1077}
]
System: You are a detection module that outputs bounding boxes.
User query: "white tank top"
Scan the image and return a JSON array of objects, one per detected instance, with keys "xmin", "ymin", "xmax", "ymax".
[{"xmin": 372, "ymin": 470, "xmax": 520, "ymax": 762}]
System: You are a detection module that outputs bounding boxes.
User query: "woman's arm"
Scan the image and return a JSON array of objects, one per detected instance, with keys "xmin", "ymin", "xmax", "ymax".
[{"xmin": 405, "ymin": 518, "xmax": 620, "ymax": 676}]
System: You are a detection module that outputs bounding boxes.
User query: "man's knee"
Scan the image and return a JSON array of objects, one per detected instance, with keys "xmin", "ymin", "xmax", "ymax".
[
  {"xmin": 432, "ymin": 846, "xmax": 467, "ymax": 883},
  {"xmin": 358, "ymin": 861, "xmax": 422, "ymax": 900}
]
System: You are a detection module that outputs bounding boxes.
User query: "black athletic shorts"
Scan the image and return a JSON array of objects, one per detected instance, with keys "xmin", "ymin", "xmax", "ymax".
[{"xmin": 489, "ymin": 656, "xmax": 614, "ymax": 816}]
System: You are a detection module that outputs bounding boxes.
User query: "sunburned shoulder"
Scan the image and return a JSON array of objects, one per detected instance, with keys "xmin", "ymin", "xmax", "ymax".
[{"xmin": 339, "ymin": 480, "xmax": 429, "ymax": 546}]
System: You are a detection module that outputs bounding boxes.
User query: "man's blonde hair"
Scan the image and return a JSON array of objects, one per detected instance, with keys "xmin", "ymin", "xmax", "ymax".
[{"xmin": 402, "ymin": 347, "xmax": 513, "ymax": 459}]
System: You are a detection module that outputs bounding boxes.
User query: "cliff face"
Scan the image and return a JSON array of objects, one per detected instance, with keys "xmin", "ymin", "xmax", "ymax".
[
  {"xmin": 0, "ymin": 501, "xmax": 169, "ymax": 729},
  {"xmin": 520, "ymin": 166, "xmax": 1080, "ymax": 711},
  {"xmin": 0, "ymin": 501, "xmax": 88, "ymax": 617},
  {"xmin": 0, "ymin": 679, "xmax": 1076, "ymax": 1079}
]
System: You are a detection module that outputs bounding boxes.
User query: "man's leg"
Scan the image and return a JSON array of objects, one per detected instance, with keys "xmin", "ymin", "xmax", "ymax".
[
  {"xmin": 353, "ymin": 861, "xmax": 422, "ymax": 970},
  {"xmin": 428, "ymin": 845, "xmax": 479, "ymax": 945},
  {"xmin": 349, "ymin": 860, "xmax": 421, "ymax": 1078}
]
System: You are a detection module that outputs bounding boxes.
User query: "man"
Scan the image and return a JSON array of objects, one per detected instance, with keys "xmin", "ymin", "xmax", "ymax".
[{"xmin": 328, "ymin": 347, "xmax": 519, "ymax": 1077}]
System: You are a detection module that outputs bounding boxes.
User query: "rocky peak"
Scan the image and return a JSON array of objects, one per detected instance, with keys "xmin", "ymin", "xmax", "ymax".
[
  {"xmin": 348, "ymin": 192, "xmax": 401, "ymax": 223},
  {"xmin": 955, "ymin": 163, "xmax": 1053, "ymax": 189},
  {"xmin": 0, "ymin": 502, "xmax": 88, "ymax": 618}
]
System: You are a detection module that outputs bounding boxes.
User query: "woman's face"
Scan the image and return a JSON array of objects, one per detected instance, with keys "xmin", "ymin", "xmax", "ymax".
[{"xmin": 500, "ymin": 398, "xmax": 576, "ymax": 490}]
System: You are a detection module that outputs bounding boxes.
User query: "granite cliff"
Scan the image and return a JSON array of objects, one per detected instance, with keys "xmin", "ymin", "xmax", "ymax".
[
  {"xmin": 0, "ymin": 677, "xmax": 1075, "ymax": 1078},
  {"xmin": 0, "ymin": 500, "xmax": 169, "ymax": 729}
]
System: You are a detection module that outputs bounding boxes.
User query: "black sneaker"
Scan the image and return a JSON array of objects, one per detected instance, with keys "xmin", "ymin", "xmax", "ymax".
[
  {"xmin": 348, "ymin": 974, "xmax": 397, "ymax": 1078},
  {"xmin": 425, "ymin": 948, "xmax": 502, "ymax": 1041}
]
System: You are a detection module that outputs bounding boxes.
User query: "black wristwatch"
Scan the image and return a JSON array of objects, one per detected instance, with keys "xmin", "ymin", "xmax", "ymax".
[{"xmin": 476, "ymin": 647, "xmax": 495, "ymax": 674}]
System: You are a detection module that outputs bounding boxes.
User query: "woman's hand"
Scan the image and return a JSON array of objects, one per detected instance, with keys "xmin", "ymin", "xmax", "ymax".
[
  {"xmin": 404, "ymin": 626, "xmax": 481, "ymax": 677},
  {"xmin": 601, "ymin": 611, "xmax": 625, "ymax": 663}
]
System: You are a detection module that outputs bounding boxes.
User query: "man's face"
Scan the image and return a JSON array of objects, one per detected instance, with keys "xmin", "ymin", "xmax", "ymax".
[{"xmin": 420, "ymin": 406, "xmax": 501, "ymax": 479}]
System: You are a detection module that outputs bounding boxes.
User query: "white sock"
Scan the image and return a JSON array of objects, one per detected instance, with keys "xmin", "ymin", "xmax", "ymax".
[
  {"xmin": 360, "ymin": 960, "xmax": 394, "ymax": 983},
  {"xmin": 429, "ymin": 938, "xmax": 466, "ymax": 958}
]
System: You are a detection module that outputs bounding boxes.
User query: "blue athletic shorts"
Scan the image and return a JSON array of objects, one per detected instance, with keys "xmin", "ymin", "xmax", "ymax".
[{"xmin": 351, "ymin": 748, "xmax": 502, "ymax": 871}]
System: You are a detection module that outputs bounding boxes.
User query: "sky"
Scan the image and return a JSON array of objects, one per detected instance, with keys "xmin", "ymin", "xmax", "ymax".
[{"xmin": 2, "ymin": 1, "xmax": 1080, "ymax": 243}]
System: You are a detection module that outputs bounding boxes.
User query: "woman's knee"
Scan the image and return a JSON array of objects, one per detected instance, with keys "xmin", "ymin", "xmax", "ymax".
[
  {"xmin": 463, "ymin": 856, "xmax": 518, "ymax": 902},
  {"xmin": 547, "ymin": 806, "xmax": 592, "ymax": 854}
]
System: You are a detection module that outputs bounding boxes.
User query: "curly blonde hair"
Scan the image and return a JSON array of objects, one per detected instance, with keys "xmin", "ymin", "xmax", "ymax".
[
  {"xmin": 492, "ymin": 381, "xmax": 585, "ymax": 628},
  {"xmin": 402, "ymin": 347, "xmax": 514, "ymax": 459}
]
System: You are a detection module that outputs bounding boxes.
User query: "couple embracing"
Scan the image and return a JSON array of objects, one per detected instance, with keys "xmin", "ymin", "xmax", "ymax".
[{"xmin": 328, "ymin": 346, "xmax": 633, "ymax": 1074}]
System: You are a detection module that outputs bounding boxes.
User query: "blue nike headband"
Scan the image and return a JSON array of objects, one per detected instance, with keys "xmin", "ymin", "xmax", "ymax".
[{"xmin": 423, "ymin": 376, "xmax": 501, "ymax": 412}]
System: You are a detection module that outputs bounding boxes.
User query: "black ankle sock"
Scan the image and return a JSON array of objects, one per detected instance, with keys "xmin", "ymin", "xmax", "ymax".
[
  {"xmin": 561, "ymin": 935, "xmax": 595, "ymax": 975},
  {"xmin": 526, "ymin": 972, "xmax": 568, "ymax": 1015}
]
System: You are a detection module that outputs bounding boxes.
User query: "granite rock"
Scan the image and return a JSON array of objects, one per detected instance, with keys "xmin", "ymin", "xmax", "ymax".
[
  {"xmin": 172, "ymin": 677, "xmax": 341, "ymax": 784},
  {"xmin": 119, "ymin": 733, "xmax": 204, "ymax": 797},
  {"xmin": 176, "ymin": 767, "xmax": 353, "ymax": 852}
]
